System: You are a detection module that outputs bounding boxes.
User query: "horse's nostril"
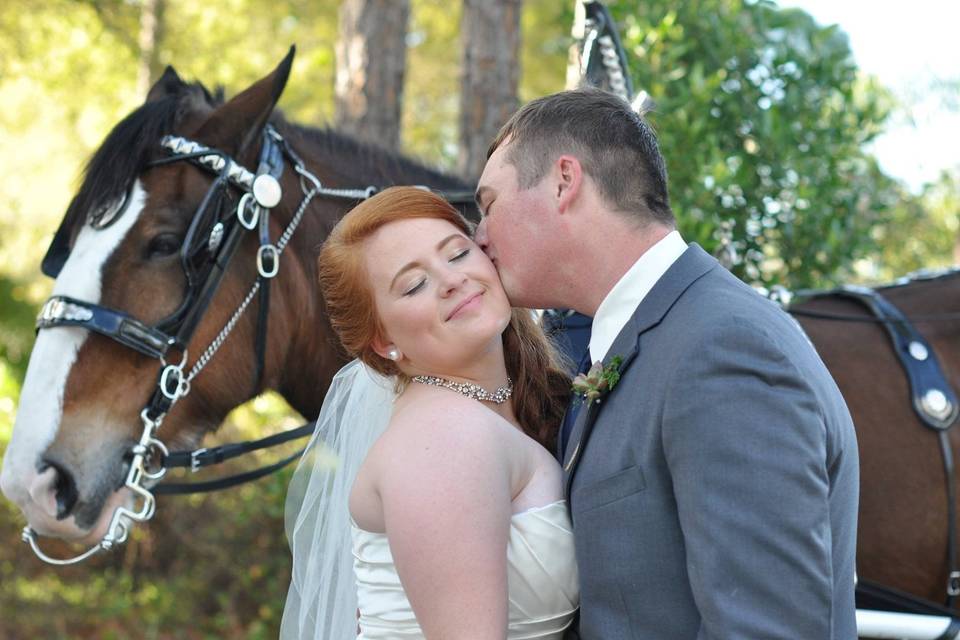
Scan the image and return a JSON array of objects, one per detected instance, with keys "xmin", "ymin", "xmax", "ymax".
[{"xmin": 43, "ymin": 460, "xmax": 79, "ymax": 520}]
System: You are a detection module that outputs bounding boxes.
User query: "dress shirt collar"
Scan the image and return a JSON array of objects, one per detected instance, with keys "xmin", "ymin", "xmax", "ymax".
[{"xmin": 588, "ymin": 230, "xmax": 688, "ymax": 363}]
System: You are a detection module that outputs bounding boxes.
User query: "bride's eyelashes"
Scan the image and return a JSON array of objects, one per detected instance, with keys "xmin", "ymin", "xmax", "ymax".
[
  {"xmin": 403, "ymin": 279, "xmax": 426, "ymax": 296},
  {"xmin": 400, "ymin": 248, "xmax": 471, "ymax": 297}
]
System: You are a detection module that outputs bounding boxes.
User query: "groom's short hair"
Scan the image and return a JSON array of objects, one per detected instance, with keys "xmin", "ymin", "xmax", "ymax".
[{"xmin": 488, "ymin": 87, "xmax": 674, "ymax": 227}]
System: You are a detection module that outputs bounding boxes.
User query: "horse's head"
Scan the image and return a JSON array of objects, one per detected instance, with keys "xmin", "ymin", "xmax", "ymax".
[{"xmin": 1, "ymin": 50, "xmax": 300, "ymax": 546}]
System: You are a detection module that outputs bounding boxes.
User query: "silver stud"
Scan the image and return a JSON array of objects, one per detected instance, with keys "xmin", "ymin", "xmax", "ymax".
[
  {"xmin": 253, "ymin": 175, "xmax": 282, "ymax": 208},
  {"xmin": 207, "ymin": 222, "xmax": 224, "ymax": 253},
  {"xmin": 922, "ymin": 389, "xmax": 952, "ymax": 421},
  {"xmin": 908, "ymin": 341, "xmax": 929, "ymax": 361}
]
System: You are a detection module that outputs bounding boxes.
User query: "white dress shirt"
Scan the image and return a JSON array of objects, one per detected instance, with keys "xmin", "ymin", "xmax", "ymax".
[{"xmin": 588, "ymin": 230, "xmax": 688, "ymax": 363}]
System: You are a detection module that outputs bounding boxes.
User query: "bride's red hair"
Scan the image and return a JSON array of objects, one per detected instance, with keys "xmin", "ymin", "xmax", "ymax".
[{"xmin": 318, "ymin": 186, "xmax": 570, "ymax": 449}]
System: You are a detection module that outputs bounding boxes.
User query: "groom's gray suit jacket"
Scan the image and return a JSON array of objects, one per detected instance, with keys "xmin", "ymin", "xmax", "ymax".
[{"xmin": 561, "ymin": 245, "xmax": 859, "ymax": 639}]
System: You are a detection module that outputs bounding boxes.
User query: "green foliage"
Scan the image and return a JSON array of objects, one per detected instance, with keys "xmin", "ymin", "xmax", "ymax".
[
  {"xmin": 611, "ymin": 0, "xmax": 901, "ymax": 287},
  {"xmin": 867, "ymin": 168, "xmax": 960, "ymax": 279},
  {"xmin": 0, "ymin": 275, "xmax": 37, "ymax": 382}
]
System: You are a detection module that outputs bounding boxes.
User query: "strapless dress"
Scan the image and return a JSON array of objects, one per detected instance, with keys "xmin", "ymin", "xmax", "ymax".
[{"xmin": 351, "ymin": 499, "xmax": 579, "ymax": 639}]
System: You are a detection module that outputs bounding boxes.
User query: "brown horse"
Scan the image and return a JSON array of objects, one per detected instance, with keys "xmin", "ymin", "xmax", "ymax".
[
  {"xmin": 0, "ymin": 49, "xmax": 468, "ymax": 554},
  {"xmin": 790, "ymin": 271, "xmax": 960, "ymax": 610}
]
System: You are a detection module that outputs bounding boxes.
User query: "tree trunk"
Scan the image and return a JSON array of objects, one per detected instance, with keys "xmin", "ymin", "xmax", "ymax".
[
  {"xmin": 458, "ymin": 0, "xmax": 522, "ymax": 182},
  {"xmin": 566, "ymin": 0, "xmax": 587, "ymax": 90},
  {"xmin": 334, "ymin": 0, "xmax": 411, "ymax": 151},
  {"xmin": 136, "ymin": 0, "xmax": 165, "ymax": 98}
]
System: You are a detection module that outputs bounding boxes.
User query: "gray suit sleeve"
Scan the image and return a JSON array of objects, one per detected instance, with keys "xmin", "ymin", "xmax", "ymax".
[{"xmin": 661, "ymin": 320, "xmax": 834, "ymax": 639}]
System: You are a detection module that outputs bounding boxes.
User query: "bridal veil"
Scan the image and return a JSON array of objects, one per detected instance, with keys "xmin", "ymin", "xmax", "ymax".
[{"xmin": 280, "ymin": 359, "xmax": 396, "ymax": 640}]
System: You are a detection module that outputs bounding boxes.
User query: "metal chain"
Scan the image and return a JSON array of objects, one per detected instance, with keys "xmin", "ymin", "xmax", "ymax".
[
  {"xmin": 186, "ymin": 170, "xmax": 321, "ymax": 383},
  {"xmin": 186, "ymin": 281, "xmax": 261, "ymax": 382},
  {"xmin": 276, "ymin": 184, "xmax": 319, "ymax": 253},
  {"xmin": 312, "ymin": 185, "xmax": 376, "ymax": 200},
  {"xmin": 597, "ymin": 35, "xmax": 628, "ymax": 98}
]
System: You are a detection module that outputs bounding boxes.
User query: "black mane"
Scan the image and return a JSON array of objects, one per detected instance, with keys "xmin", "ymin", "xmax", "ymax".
[
  {"xmin": 42, "ymin": 86, "xmax": 473, "ymax": 277},
  {"xmin": 69, "ymin": 97, "xmax": 470, "ymax": 230},
  {"xmin": 70, "ymin": 93, "xmax": 197, "ymax": 230},
  {"xmin": 293, "ymin": 122, "xmax": 470, "ymax": 194},
  {"xmin": 41, "ymin": 83, "xmax": 219, "ymax": 277}
]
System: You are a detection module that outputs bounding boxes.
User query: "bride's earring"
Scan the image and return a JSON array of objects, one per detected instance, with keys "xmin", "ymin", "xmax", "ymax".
[{"xmin": 387, "ymin": 348, "xmax": 401, "ymax": 361}]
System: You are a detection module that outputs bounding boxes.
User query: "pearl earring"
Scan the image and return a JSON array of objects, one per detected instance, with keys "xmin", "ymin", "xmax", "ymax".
[{"xmin": 387, "ymin": 348, "xmax": 400, "ymax": 361}]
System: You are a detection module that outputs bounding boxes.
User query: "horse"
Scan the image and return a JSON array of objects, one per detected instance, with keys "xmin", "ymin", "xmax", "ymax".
[
  {"xmin": 0, "ymin": 48, "xmax": 470, "ymax": 559},
  {"xmin": 789, "ymin": 271, "xmax": 960, "ymax": 612}
]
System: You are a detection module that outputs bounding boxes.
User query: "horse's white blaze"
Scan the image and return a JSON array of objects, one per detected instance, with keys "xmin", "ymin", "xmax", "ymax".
[{"xmin": 0, "ymin": 182, "xmax": 147, "ymax": 517}]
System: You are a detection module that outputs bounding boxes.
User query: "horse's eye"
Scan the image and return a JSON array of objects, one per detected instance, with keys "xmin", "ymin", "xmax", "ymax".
[{"xmin": 145, "ymin": 233, "xmax": 183, "ymax": 260}]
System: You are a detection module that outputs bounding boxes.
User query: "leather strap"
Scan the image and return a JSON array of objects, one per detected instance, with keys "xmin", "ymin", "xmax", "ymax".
[
  {"xmin": 797, "ymin": 286, "xmax": 960, "ymax": 606},
  {"xmin": 36, "ymin": 295, "xmax": 174, "ymax": 359},
  {"xmin": 938, "ymin": 618, "xmax": 960, "ymax": 640},
  {"xmin": 154, "ymin": 449, "xmax": 304, "ymax": 495},
  {"xmin": 811, "ymin": 285, "xmax": 959, "ymax": 430},
  {"xmin": 154, "ymin": 421, "xmax": 317, "ymax": 495},
  {"xmin": 162, "ymin": 421, "xmax": 316, "ymax": 471}
]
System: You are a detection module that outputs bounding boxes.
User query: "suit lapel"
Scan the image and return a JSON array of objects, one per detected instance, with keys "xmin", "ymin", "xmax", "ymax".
[
  {"xmin": 562, "ymin": 328, "xmax": 638, "ymax": 494},
  {"xmin": 562, "ymin": 244, "xmax": 718, "ymax": 496}
]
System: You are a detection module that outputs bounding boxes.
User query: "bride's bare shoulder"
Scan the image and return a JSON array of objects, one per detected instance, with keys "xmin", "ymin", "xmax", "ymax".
[
  {"xmin": 400, "ymin": 391, "xmax": 499, "ymax": 437},
  {"xmin": 367, "ymin": 392, "xmax": 515, "ymax": 527},
  {"xmin": 369, "ymin": 392, "xmax": 508, "ymax": 474}
]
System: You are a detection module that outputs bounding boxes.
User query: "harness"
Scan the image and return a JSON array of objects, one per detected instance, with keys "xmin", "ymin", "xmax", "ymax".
[
  {"xmin": 24, "ymin": 126, "xmax": 472, "ymax": 565},
  {"xmin": 789, "ymin": 283, "xmax": 960, "ymax": 608}
]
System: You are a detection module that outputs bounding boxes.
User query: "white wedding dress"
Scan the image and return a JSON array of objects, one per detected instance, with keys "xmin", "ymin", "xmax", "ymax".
[
  {"xmin": 281, "ymin": 361, "xmax": 579, "ymax": 640},
  {"xmin": 352, "ymin": 500, "xmax": 579, "ymax": 639}
]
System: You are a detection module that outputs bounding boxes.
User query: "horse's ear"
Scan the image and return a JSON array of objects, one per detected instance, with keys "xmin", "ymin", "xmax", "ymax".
[
  {"xmin": 193, "ymin": 46, "xmax": 295, "ymax": 159},
  {"xmin": 146, "ymin": 66, "xmax": 187, "ymax": 103}
]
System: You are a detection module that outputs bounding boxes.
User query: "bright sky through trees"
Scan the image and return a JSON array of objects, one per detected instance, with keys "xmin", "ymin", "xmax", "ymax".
[{"xmin": 779, "ymin": 0, "xmax": 960, "ymax": 192}]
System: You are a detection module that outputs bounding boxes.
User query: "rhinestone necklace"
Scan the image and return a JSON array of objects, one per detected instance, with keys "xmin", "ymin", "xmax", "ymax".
[{"xmin": 411, "ymin": 375, "xmax": 514, "ymax": 404}]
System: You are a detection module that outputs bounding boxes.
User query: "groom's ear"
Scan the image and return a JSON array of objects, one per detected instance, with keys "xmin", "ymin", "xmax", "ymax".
[{"xmin": 555, "ymin": 155, "xmax": 583, "ymax": 214}]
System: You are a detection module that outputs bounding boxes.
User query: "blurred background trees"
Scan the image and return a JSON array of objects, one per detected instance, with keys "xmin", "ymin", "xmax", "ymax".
[
  {"xmin": 0, "ymin": 0, "xmax": 956, "ymax": 637},
  {"xmin": 334, "ymin": 0, "xmax": 410, "ymax": 150}
]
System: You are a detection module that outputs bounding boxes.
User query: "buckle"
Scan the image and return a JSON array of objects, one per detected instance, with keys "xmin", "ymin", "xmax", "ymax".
[
  {"xmin": 237, "ymin": 193, "xmax": 259, "ymax": 230},
  {"xmin": 190, "ymin": 448, "xmax": 209, "ymax": 473},
  {"xmin": 948, "ymin": 571, "xmax": 960, "ymax": 596},
  {"xmin": 257, "ymin": 244, "xmax": 279, "ymax": 278}
]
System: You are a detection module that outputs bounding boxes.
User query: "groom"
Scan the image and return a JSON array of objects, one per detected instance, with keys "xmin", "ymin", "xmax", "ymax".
[{"xmin": 475, "ymin": 87, "xmax": 859, "ymax": 639}]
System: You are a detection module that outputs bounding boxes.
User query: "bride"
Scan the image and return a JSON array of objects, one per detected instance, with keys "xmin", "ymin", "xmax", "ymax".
[{"xmin": 280, "ymin": 187, "xmax": 579, "ymax": 639}]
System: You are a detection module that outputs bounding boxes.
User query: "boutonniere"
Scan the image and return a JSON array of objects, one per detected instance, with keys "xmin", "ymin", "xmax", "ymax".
[{"xmin": 571, "ymin": 356, "xmax": 623, "ymax": 405}]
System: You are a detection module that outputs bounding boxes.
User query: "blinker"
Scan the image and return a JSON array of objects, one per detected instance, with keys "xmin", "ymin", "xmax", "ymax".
[{"xmin": 41, "ymin": 236, "xmax": 70, "ymax": 278}]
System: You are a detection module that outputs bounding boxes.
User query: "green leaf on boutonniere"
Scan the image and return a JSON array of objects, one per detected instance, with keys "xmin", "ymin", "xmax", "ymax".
[{"xmin": 571, "ymin": 355, "xmax": 623, "ymax": 405}]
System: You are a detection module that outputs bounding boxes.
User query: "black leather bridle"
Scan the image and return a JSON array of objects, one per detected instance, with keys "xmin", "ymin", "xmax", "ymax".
[
  {"xmin": 25, "ymin": 119, "xmax": 479, "ymax": 564},
  {"xmin": 24, "ymin": 125, "xmax": 335, "ymax": 564},
  {"xmin": 40, "ymin": 128, "xmax": 286, "ymax": 415}
]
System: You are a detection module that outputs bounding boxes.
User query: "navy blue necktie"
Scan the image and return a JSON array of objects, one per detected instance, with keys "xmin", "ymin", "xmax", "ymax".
[{"xmin": 561, "ymin": 350, "xmax": 593, "ymax": 458}]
